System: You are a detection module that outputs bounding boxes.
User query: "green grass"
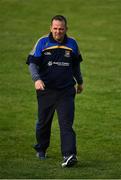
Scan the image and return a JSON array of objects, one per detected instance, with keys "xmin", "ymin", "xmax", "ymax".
[{"xmin": 0, "ymin": 0, "xmax": 121, "ymax": 178}]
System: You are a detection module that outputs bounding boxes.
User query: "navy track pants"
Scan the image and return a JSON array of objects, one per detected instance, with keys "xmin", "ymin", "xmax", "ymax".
[{"xmin": 34, "ymin": 87, "xmax": 77, "ymax": 156}]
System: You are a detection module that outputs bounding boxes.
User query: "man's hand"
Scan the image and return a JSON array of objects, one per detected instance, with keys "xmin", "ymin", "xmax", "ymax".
[
  {"xmin": 76, "ymin": 84, "xmax": 83, "ymax": 94},
  {"xmin": 35, "ymin": 80, "xmax": 45, "ymax": 90}
]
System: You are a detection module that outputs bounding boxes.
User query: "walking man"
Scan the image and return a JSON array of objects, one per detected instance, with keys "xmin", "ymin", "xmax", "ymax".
[{"xmin": 26, "ymin": 15, "xmax": 83, "ymax": 167}]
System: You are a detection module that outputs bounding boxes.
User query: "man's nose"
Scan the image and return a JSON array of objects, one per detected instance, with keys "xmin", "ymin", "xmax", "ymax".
[{"xmin": 56, "ymin": 29, "xmax": 60, "ymax": 33}]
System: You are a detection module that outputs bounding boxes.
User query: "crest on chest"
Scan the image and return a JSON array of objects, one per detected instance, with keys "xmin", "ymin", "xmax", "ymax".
[
  {"xmin": 64, "ymin": 50, "xmax": 71, "ymax": 58},
  {"xmin": 44, "ymin": 51, "xmax": 52, "ymax": 55}
]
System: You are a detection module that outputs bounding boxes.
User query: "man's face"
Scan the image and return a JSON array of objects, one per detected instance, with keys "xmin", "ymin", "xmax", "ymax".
[{"xmin": 50, "ymin": 20, "xmax": 67, "ymax": 42}]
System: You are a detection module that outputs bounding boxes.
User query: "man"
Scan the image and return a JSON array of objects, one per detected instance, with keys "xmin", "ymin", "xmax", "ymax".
[{"xmin": 26, "ymin": 15, "xmax": 83, "ymax": 167}]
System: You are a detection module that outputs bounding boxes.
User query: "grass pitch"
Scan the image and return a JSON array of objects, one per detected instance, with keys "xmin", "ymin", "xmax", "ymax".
[{"xmin": 0, "ymin": 0, "xmax": 121, "ymax": 178}]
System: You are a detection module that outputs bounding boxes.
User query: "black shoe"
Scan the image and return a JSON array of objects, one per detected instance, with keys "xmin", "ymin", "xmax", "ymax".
[
  {"xmin": 36, "ymin": 151, "xmax": 46, "ymax": 160},
  {"xmin": 61, "ymin": 154, "xmax": 77, "ymax": 167}
]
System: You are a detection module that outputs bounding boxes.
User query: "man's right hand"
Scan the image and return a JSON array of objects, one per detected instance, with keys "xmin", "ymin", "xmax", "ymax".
[{"xmin": 35, "ymin": 80, "xmax": 45, "ymax": 90}]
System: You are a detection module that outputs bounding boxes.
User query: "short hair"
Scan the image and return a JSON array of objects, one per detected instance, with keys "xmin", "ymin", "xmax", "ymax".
[{"xmin": 51, "ymin": 15, "xmax": 67, "ymax": 27}]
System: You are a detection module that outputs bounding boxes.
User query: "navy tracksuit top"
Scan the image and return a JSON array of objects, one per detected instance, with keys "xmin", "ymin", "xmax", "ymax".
[{"xmin": 27, "ymin": 33, "xmax": 83, "ymax": 89}]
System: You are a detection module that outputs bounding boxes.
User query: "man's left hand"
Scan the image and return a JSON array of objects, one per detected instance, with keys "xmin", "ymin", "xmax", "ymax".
[{"xmin": 76, "ymin": 84, "xmax": 83, "ymax": 94}]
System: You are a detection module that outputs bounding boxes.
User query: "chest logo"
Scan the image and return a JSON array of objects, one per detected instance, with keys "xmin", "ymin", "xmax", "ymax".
[
  {"xmin": 44, "ymin": 51, "xmax": 52, "ymax": 55},
  {"xmin": 64, "ymin": 50, "xmax": 71, "ymax": 58}
]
